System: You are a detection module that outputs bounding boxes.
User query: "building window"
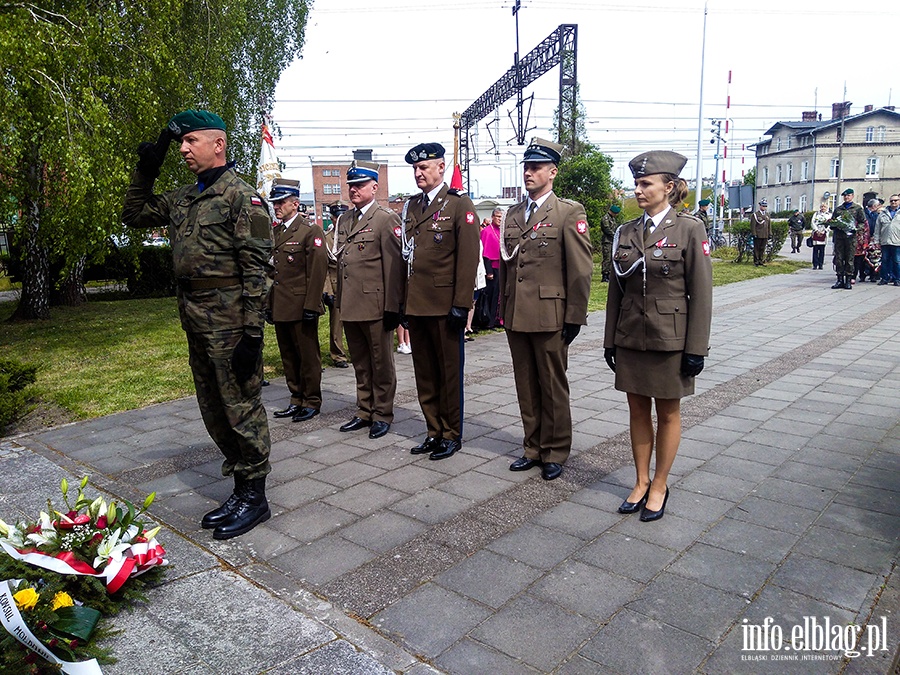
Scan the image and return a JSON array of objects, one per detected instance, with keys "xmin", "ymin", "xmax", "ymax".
[
  {"xmin": 877, "ymin": 126, "xmax": 886, "ymax": 141},
  {"xmin": 799, "ymin": 194, "xmax": 807, "ymax": 212},
  {"xmin": 828, "ymin": 194, "xmax": 837, "ymax": 211},
  {"xmin": 785, "ymin": 196, "xmax": 792, "ymax": 211},
  {"xmin": 776, "ymin": 138, "xmax": 782, "ymax": 151},
  {"xmin": 786, "ymin": 163, "xmax": 793, "ymax": 182},
  {"xmin": 801, "ymin": 135, "xmax": 810, "ymax": 146},
  {"xmin": 866, "ymin": 157, "xmax": 879, "ymax": 177},
  {"xmin": 801, "ymin": 161, "xmax": 809, "ymax": 181},
  {"xmin": 762, "ymin": 166, "xmax": 769, "ymax": 185},
  {"xmin": 774, "ymin": 197, "xmax": 781, "ymax": 212},
  {"xmin": 776, "ymin": 165, "xmax": 782, "ymax": 183},
  {"xmin": 323, "ymin": 183, "xmax": 341, "ymax": 195},
  {"xmin": 787, "ymin": 137, "xmax": 792, "ymax": 149},
  {"xmin": 830, "ymin": 158, "xmax": 840, "ymax": 179},
  {"xmin": 866, "ymin": 126, "xmax": 875, "ymax": 142}
]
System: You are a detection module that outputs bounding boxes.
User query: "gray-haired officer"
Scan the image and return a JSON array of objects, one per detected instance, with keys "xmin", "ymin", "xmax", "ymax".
[
  {"xmin": 269, "ymin": 178, "xmax": 328, "ymax": 422},
  {"xmin": 501, "ymin": 138, "xmax": 593, "ymax": 481},
  {"xmin": 749, "ymin": 199, "xmax": 771, "ymax": 266},
  {"xmin": 122, "ymin": 110, "xmax": 273, "ymax": 540},
  {"xmin": 334, "ymin": 160, "xmax": 404, "ymax": 439},
  {"xmin": 401, "ymin": 143, "xmax": 480, "ymax": 460}
]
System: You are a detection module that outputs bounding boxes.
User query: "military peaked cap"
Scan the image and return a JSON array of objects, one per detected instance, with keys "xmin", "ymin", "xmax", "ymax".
[
  {"xmin": 270, "ymin": 178, "xmax": 301, "ymax": 202},
  {"xmin": 628, "ymin": 150, "xmax": 687, "ymax": 178},
  {"xmin": 347, "ymin": 160, "xmax": 379, "ymax": 183},
  {"xmin": 405, "ymin": 143, "xmax": 445, "ymax": 164},
  {"xmin": 523, "ymin": 137, "xmax": 563, "ymax": 164},
  {"xmin": 167, "ymin": 110, "xmax": 226, "ymax": 137}
]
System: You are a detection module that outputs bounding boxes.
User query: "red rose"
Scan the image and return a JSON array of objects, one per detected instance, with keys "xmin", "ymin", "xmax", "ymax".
[{"xmin": 95, "ymin": 515, "xmax": 108, "ymax": 529}]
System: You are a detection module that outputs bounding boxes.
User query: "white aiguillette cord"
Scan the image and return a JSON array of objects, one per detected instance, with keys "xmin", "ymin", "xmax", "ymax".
[
  {"xmin": 499, "ymin": 207, "xmax": 521, "ymax": 262},
  {"xmin": 400, "ymin": 199, "xmax": 415, "ymax": 276},
  {"xmin": 0, "ymin": 579, "xmax": 103, "ymax": 674},
  {"xmin": 612, "ymin": 223, "xmax": 647, "ymax": 296}
]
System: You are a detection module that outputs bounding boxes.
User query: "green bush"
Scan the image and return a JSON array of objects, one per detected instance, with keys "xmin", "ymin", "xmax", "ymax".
[
  {"xmin": 726, "ymin": 221, "xmax": 788, "ymax": 263},
  {"xmin": 0, "ymin": 357, "xmax": 38, "ymax": 431}
]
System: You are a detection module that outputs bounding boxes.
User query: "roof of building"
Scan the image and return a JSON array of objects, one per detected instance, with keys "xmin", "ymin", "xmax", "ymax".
[{"xmin": 763, "ymin": 106, "xmax": 900, "ymax": 138}]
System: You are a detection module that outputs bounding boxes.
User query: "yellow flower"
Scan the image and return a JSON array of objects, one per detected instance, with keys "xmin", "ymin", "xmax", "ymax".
[
  {"xmin": 14, "ymin": 588, "xmax": 40, "ymax": 611},
  {"xmin": 51, "ymin": 592, "xmax": 74, "ymax": 611}
]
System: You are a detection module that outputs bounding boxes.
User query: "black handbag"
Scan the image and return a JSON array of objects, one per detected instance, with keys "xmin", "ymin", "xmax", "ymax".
[{"xmin": 805, "ymin": 236, "xmax": 814, "ymax": 248}]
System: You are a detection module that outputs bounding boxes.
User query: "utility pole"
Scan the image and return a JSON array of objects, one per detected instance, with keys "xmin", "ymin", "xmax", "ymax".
[
  {"xmin": 710, "ymin": 119, "xmax": 724, "ymax": 235},
  {"xmin": 694, "ymin": 2, "xmax": 708, "ymax": 209},
  {"xmin": 513, "ymin": 0, "xmax": 524, "ymax": 145}
]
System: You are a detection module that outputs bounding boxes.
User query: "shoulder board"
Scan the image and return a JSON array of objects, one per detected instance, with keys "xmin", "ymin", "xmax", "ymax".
[
  {"xmin": 678, "ymin": 213, "xmax": 702, "ymax": 223},
  {"xmin": 558, "ymin": 197, "xmax": 580, "ymax": 206}
]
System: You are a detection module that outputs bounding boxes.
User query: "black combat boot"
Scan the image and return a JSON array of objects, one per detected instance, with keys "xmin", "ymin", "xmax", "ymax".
[
  {"xmin": 831, "ymin": 275, "xmax": 844, "ymax": 289},
  {"xmin": 212, "ymin": 477, "xmax": 271, "ymax": 540},
  {"xmin": 201, "ymin": 475, "xmax": 246, "ymax": 529},
  {"xmin": 843, "ymin": 276, "xmax": 853, "ymax": 289}
]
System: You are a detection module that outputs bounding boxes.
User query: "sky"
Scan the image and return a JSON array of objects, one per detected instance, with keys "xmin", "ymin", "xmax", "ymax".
[{"xmin": 268, "ymin": 0, "xmax": 897, "ymax": 198}]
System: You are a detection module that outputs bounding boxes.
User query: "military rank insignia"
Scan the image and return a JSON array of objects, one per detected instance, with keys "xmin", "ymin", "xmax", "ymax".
[
  {"xmin": 314, "ymin": 237, "xmax": 322, "ymax": 247},
  {"xmin": 577, "ymin": 220, "xmax": 588, "ymax": 234},
  {"xmin": 466, "ymin": 212, "xmax": 475, "ymax": 224}
]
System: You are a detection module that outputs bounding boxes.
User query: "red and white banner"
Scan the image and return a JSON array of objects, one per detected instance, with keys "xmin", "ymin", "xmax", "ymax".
[{"xmin": 256, "ymin": 123, "xmax": 282, "ymax": 200}]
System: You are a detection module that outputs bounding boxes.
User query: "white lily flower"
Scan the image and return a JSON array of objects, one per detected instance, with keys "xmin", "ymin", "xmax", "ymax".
[
  {"xmin": 93, "ymin": 528, "xmax": 131, "ymax": 569},
  {"xmin": 121, "ymin": 524, "xmax": 139, "ymax": 543},
  {"xmin": 39, "ymin": 511, "xmax": 54, "ymax": 532},
  {"xmin": 88, "ymin": 496, "xmax": 106, "ymax": 519},
  {"xmin": 0, "ymin": 518, "xmax": 8, "ymax": 537},
  {"xmin": 27, "ymin": 529, "xmax": 57, "ymax": 547}
]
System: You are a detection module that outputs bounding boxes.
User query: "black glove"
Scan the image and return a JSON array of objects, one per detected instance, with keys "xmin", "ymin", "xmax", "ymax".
[
  {"xmin": 604, "ymin": 347, "xmax": 616, "ymax": 373},
  {"xmin": 302, "ymin": 309, "xmax": 319, "ymax": 322},
  {"xmin": 322, "ymin": 292, "xmax": 334, "ymax": 309},
  {"xmin": 136, "ymin": 128, "xmax": 174, "ymax": 178},
  {"xmin": 399, "ymin": 312, "xmax": 409, "ymax": 329},
  {"xmin": 231, "ymin": 333, "xmax": 263, "ymax": 384},
  {"xmin": 681, "ymin": 353, "xmax": 705, "ymax": 377},
  {"xmin": 383, "ymin": 310, "xmax": 401, "ymax": 331},
  {"xmin": 561, "ymin": 323, "xmax": 581, "ymax": 345},
  {"xmin": 264, "ymin": 308, "xmax": 274, "ymax": 325},
  {"xmin": 447, "ymin": 306, "xmax": 468, "ymax": 332}
]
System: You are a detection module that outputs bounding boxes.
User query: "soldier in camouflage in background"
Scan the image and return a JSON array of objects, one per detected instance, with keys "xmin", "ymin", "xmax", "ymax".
[
  {"xmin": 121, "ymin": 110, "xmax": 274, "ymax": 540},
  {"xmin": 829, "ymin": 188, "xmax": 867, "ymax": 290}
]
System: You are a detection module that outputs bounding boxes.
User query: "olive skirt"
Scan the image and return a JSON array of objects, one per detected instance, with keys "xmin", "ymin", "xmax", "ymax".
[{"xmin": 614, "ymin": 347, "xmax": 694, "ymax": 399}]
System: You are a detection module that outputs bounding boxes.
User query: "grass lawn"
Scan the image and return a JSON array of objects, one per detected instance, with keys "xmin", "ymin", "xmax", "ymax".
[{"xmin": 1, "ymin": 256, "xmax": 807, "ymax": 423}]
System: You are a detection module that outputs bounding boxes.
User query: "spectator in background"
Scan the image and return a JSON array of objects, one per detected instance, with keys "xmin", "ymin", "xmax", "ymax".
[
  {"xmin": 396, "ymin": 325, "xmax": 411, "ymax": 354},
  {"xmin": 810, "ymin": 202, "xmax": 830, "ymax": 270},
  {"xmin": 874, "ymin": 194, "xmax": 900, "ymax": 286},
  {"xmin": 324, "ymin": 202, "xmax": 350, "ymax": 369},
  {"xmin": 787, "ymin": 209, "xmax": 805, "ymax": 253},
  {"xmin": 479, "ymin": 207, "xmax": 502, "ymax": 328},
  {"xmin": 853, "ymin": 214, "xmax": 871, "ymax": 283},
  {"xmin": 865, "ymin": 199, "xmax": 880, "ymax": 237},
  {"xmin": 600, "ymin": 204, "xmax": 621, "ymax": 283},
  {"xmin": 749, "ymin": 199, "xmax": 771, "ymax": 266}
]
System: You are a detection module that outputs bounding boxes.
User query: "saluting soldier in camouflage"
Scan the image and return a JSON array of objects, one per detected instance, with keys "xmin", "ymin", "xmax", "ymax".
[
  {"xmin": 600, "ymin": 204, "xmax": 621, "ymax": 282},
  {"xmin": 829, "ymin": 188, "xmax": 867, "ymax": 290},
  {"xmin": 121, "ymin": 110, "xmax": 273, "ymax": 541}
]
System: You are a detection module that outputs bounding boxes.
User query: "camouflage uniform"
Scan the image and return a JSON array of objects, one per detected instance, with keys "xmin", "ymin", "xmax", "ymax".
[
  {"xmin": 122, "ymin": 168, "xmax": 273, "ymax": 480},
  {"xmin": 599, "ymin": 212, "xmax": 619, "ymax": 281},
  {"xmin": 830, "ymin": 202, "xmax": 866, "ymax": 278}
]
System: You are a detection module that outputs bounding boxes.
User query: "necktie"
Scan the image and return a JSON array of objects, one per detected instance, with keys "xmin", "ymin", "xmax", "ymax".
[
  {"xmin": 527, "ymin": 202, "xmax": 537, "ymax": 223},
  {"xmin": 422, "ymin": 194, "xmax": 429, "ymax": 209}
]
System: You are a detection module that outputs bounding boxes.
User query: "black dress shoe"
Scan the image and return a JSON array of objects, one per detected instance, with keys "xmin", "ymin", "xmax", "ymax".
[
  {"xmin": 340, "ymin": 416, "xmax": 371, "ymax": 432},
  {"xmin": 369, "ymin": 421, "xmax": 390, "ymax": 439},
  {"xmin": 509, "ymin": 457, "xmax": 541, "ymax": 472},
  {"xmin": 618, "ymin": 488, "xmax": 650, "ymax": 514},
  {"xmin": 333, "ymin": 361, "xmax": 350, "ymax": 368},
  {"xmin": 292, "ymin": 407, "xmax": 320, "ymax": 423},
  {"xmin": 640, "ymin": 488, "xmax": 670, "ymax": 522},
  {"xmin": 273, "ymin": 403, "xmax": 301, "ymax": 419},
  {"xmin": 541, "ymin": 462, "xmax": 563, "ymax": 480},
  {"xmin": 261, "ymin": 379, "xmax": 270, "ymax": 386},
  {"xmin": 429, "ymin": 438, "xmax": 461, "ymax": 460},
  {"xmin": 411, "ymin": 437, "xmax": 442, "ymax": 454}
]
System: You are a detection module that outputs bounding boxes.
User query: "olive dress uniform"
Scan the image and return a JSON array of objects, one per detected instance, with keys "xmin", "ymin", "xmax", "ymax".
[
  {"xmin": 336, "ymin": 202, "xmax": 405, "ymax": 424},
  {"xmin": 324, "ymin": 224, "xmax": 349, "ymax": 366},
  {"xmin": 271, "ymin": 212, "xmax": 328, "ymax": 411},
  {"xmin": 122, "ymin": 167, "xmax": 273, "ymax": 482},
  {"xmin": 749, "ymin": 206, "xmax": 771, "ymax": 266},
  {"xmin": 500, "ymin": 191, "xmax": 593, "ymax": 465},
  {"xmin": 402, "ymin": 183, "xmax": 480, "ymax": 443},
  {"xmin": 604, "ymin": 208, "xmax": 713, "ymax": 399}
]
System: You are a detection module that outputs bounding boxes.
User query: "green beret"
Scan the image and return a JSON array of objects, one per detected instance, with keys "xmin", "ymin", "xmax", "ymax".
[
  {"xmin": 167, "ymin": 110, "xmax": 226, "ymax": 137},
  {"xmin": 698, "ymin": 199, "xmax": 711, "ymax": 207},
  {"xmin": 841, "ymin": 188, "xmax": 854, "ymax": 196},
  {"xmin": 609, "ymin": 204, "xmax": 621, "ymax": 214}
]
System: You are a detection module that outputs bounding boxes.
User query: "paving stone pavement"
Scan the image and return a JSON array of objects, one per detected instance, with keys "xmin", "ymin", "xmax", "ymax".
[{"xmin": 2, "ymin": 266, "xmax": 899, "ymax": 675}]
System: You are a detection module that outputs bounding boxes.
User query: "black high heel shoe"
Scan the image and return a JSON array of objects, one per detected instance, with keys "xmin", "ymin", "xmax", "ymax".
[
  {"xmin": 618, "ymin": 488, "xmax": 650, "ymax": 515},
  {"xmin": 640, "ymin": 487, "xmax": 669, "ymax": 522}
]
